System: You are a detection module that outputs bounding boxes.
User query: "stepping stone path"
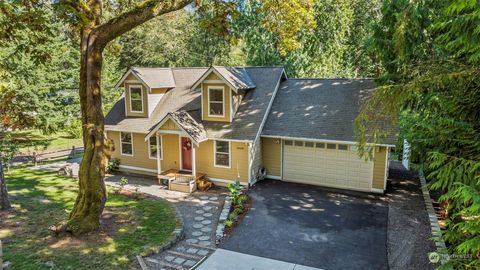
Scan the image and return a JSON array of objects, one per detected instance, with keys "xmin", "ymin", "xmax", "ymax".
[{"xmin": 144, "ymin": 193, "xmax": 224, "ymax": 270}]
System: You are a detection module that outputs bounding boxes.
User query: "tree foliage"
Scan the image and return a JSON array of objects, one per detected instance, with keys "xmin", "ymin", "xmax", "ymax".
[{"xmin": 356, "ymin": 0, "xmax": 480, "ymax": 268}]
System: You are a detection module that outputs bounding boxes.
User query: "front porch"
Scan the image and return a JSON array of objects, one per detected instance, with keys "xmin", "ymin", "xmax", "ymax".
[
  {"xmin": 158, "ymin": 169, "xmax": 212, "ymax": 193},
  {"xmin": 145, "ymin": 112, "xmax": 214, "ymax": 193}
]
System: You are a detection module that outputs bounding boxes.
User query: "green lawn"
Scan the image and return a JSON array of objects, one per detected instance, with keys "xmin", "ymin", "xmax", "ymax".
[
  {"xmin": 0, "ymin": 169, "xmax": 178, "ymax": 269},
  {"xmin": 12, "ymin": 130, "xmax": 83, "ymax": 154}
]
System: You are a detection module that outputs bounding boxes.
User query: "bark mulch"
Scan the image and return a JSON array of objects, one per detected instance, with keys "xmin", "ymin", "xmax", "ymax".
[{"xmin": 386, "ymin": 161, "xmax": 439, "ymax": 270}]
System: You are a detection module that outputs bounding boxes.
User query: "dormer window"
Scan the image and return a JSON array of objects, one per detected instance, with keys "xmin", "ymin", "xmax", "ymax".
[
  {"xmin": 208, "ymin": 86, "xmax": 224, "ymax": 117},
  {"xmin": 129, "ymin": 86, "xmax": 143, "ymax": 113}
]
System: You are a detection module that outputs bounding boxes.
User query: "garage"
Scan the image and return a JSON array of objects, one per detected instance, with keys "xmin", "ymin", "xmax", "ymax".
[{"xmin": 282, "ymin": 140, "xmax": 374, "ymax": 191}]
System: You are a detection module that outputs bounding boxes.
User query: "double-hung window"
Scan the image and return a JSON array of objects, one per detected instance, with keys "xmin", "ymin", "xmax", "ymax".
[
  {"xmin": 149, "ymin": 136, "xmax": 162, "ymax": 159},
  {"xmin": 214, "ymin": 140, "xmax": 230, "ymax": 167},
  {"xmin": 120, "ymin": 132, "xmax": 133, "ymax": 156},
  {"xmin": 129, "ymin": 86, "xmax": 143, "ymax": 112},
  {"xmin": 208, "ymin": 87, "xmax": 224, "ymax": 116}
]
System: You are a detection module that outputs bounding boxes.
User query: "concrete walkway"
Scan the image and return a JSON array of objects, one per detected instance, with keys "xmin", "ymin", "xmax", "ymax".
[{"xmin": 197, "ymin": 249, "xmax": 322, "ymax": 270}]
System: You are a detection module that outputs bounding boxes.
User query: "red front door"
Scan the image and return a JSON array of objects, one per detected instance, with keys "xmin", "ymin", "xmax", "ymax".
[{"xmin": 181, "ymin": 137, "xmax": 192, "ymax": 171}]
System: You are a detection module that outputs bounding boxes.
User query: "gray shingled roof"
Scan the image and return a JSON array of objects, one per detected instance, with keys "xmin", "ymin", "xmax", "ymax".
[
  {"xmin": 153, "ymin": 111, "xmax": 207, "ymax": 143},
  {"xmin": 262, "ymin": 79, "xmax": 396, "ymax": 145},
  {"xmin": 213, "ymin": 66, "xmax": 256, "ymax": 90},
  {"xmin": 202, "ymin": 67, "xmax": 284, "ymax": 140},
  {"xmin": 131, "ymin": 67, "xmax": 176, "ymax": 89},
  {"xmin": 105, "ymin": 67, "xmax": 285, "ymax": 141},
  {"xmin": 106, "ymin": 68, "xmax": 207, "ymax": 134}
]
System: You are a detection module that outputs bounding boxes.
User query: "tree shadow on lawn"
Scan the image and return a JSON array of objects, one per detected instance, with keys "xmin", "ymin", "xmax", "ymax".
[{"xmin": 1, "ymin": 169, "xmax": 177, "ymax": 270}]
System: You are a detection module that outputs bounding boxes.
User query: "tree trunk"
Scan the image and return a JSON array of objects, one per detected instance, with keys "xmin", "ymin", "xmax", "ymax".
[
  {"xmin": 66, "ymin": 28, "xmax": 111, "ymax": 234},
  {"xmin": 0, "ymin": 155, "xmax": 11, "ymax": 211},
  {"xmin": 61, "ymin": 0, "xmax": 193, "ymax": 234}
]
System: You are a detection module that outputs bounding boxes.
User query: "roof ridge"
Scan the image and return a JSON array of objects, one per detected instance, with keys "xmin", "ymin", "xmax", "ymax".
[
  {"xmin": 130, "ymin": 66, "xmax": 285, "ymax": 69},
  {"xmin": 287, "ymin": 77, "xmax": 375, "ymax": 80},
  {"xmin": 132, "ymin": 67, "xmax": 171, "ymax": 70}
]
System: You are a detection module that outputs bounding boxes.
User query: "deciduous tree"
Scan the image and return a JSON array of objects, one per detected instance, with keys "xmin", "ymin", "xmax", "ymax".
[{"xmin": 56, "ymin": 0, "xmax": 315, "ymax": 234}]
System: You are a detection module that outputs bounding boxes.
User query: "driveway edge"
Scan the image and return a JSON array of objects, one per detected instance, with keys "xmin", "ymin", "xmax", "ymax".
[
  {"xmin": 215, "ymin": 196, "xmax": 231, "ymax": 244},
  {"xmin": 418, "ymin": 170, "xmax": 450, "ymax": 267}
]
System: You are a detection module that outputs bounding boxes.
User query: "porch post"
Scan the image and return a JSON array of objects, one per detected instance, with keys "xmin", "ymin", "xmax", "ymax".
[
  {"xmin": 156, "ymin": 133, "xmax": 162, "ymax": 178},
  {"xmin": 192, "ymin": 144, "xmax": 196, "ymax": 177}
]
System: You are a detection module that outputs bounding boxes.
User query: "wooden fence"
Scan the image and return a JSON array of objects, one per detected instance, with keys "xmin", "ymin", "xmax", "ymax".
[{"xmin": 32, "ymin": 146, "xmax": 84, "ymax": 166}]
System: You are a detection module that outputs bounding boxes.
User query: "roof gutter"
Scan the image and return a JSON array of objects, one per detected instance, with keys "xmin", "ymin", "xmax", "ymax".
[{"xmin": 260, "ymin": 134, "xmax": 395, "ymax": 148}]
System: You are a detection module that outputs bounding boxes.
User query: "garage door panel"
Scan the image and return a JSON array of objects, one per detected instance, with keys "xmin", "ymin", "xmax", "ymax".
[{"xmin": 283, "ymin": 141, "xmax": 373, "ymax": 191}]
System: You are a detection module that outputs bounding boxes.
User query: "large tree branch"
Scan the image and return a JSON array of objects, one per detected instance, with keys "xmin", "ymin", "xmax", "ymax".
[
  {"xmin": 94, "ymin": 0, "xmax": 194, "ymax": 48},
  {"xmin": 59, "ymin": 0, "xmax": 95, "ymax": 26}
]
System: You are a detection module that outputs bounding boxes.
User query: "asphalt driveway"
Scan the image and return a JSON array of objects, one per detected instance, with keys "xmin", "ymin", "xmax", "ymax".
[{"xmin": 221, "ymin": 180, "xmax": 388, "ymax": 269}]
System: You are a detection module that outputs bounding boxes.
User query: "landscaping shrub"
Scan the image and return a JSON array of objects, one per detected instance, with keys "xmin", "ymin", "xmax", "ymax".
[
  {"xmin": 106, "ymin": 158, "xmax": 120, "ymax": 173},
  {"xmin": 232, "ymin": 207, "xmax": 243, "ymax": 216},
  {"xmin": 228, "ymin": 211, "xmax": 239, "ymax": 221},
  {"xmin": 65, "ymin": 119, "xmax": 83, "ymax": 139},
  {"xmin": 224, "ymin": 219, "xmax": 234, "ymax": 228}
]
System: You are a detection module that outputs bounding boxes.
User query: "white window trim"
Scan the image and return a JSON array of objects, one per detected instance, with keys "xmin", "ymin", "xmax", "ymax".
[
  {"xmin": 129, "ymin": 85, "xmax": 144, "ymax": 113},
  {"xmin": 214, "ymin": 140, "xmax": 231, "ymax": 168},
  {"xmin": 148, "ymin": 136, "xmax": 162, "ymax": 160},
  {"xmin": 120, "ymin": 132, "xmax": 134, "ymax": 156},
  {"xmin": 207, "ymin": 86, "xmax": 225, "ymax": 118}
]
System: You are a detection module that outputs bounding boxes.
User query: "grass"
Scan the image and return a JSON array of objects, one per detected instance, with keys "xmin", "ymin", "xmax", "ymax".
[
  {"xmin": 11, "ymin": 130, "xmax": 83, "ymax": 154},
  {"xmin": 0, "ymin": 169, "xmax": 178, "ymax": 269}
]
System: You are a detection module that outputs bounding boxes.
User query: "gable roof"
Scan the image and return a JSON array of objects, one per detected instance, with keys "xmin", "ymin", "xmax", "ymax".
[
  {"xmin": 146, "ymin": 111, "xmax": 207, "ymax": 145},
  {"xmin": 105, "ymin": 67, "xmax": 285, "ymax": 141},
  {"xmin": 190, "ymin": 66, "xmax": 256, "ymax": 91},
  {"xmin": 115, "ymin": 67, "xmax": 176, "ymax": 90},
  {"xmin": 262, "ymin": 78, "xmax": 396, "ymax": 146}
]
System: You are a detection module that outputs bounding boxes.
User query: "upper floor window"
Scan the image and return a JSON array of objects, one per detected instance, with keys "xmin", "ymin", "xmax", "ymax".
[
  {"xmin": 208, "ymin": 87, "xmax": 224, "ymax": 117},
  {"xmin": 120, "ymin": 132, "xmax": 133, "ymax": 156},
  {"xmin": 129, "ymin": 86, "xmax": 143, "ymax": 112}
]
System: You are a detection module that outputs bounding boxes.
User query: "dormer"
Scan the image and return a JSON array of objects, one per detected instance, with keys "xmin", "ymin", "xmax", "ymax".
[
  {"xmin": 115, "ymin": 68, "xmax": 176, "ymax": 117},
  {"xmin": 191, "ymin": 66, "xmax": 255, "ymax": 122}
]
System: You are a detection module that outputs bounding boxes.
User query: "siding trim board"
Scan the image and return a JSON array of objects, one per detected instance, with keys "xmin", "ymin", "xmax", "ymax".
[
  {"xmin": 119, "ymin": 165, "xmax": 157, "ymax": 173},
  {"xmin": 115, "ymin": 69, "xmax": 150, "ymax": 91},
  {"xmin": 145, "ymin": 114, "xmax": 199, "ymax": 145},
  {"xmin": 191, "ymin": 67, "xmax": 239, "ymax": 93},
  {"xmin": 208, "ymin": 177, "xmax": 249, "ymax": 186},
  {"xmin": 261, "ymin": 135, "xmax": 395, "ymax": 148}
]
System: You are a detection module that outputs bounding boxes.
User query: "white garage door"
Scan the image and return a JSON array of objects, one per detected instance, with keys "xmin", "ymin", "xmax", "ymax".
[{"xmin": 282, "ymin": 140, "xmax": 373, "ymax": 191}]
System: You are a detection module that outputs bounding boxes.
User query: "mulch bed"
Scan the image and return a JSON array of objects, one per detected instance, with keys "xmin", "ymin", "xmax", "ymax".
[{"xmin": 223, "ymin": 194, "xmax": 252, "ymax": 237}]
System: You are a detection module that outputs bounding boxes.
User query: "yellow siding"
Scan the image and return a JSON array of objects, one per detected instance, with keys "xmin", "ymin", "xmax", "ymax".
[
  {"xmin": 108, "ymin": 131, "xmax": 156, "ymax": 170},
  {"xmin": 372, "ymin": 146, "xmax": 388, "ymax": 189},
  {"xmin": 201, "ymin": 83, "xmax": 231, "ymax": 122},
  {"xmin": 124, "ymin": 82, "xmax": 148, "ymax": 117},
  {"xmin": 205, "ymin": 72, "xmax": 220, "ymax": 80},
  {"xmin": 160, "ymin": 134, "xmax": 180, "ymax": 171},
  {"xmin": 195, "ymin": 140, "xmax": 249, "ymax": 183},
  {"xmin": 160, "ymin": 119, "xmax": 180, "ymax": 131},
  {"xmin": 261, "ymin": 138, "xmax": 282, "ymax": 177},
  {"xmin": 126, "ymin": 74, "xmax": 137, "ymax": 81},
  {"xmin": 151, "ymin": 88, "xmax": 168, "ymax": 94}
]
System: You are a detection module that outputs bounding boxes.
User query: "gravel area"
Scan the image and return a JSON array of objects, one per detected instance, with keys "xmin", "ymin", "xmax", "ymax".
[{"xmin": 386, "ymin": 161, "xmax": 438, "ymax": 270}]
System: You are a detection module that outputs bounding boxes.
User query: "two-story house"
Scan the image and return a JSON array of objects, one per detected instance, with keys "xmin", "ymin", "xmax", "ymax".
[{"xmin": 105, "ymin": 66, "xmax": 394, "ymax": 193}]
